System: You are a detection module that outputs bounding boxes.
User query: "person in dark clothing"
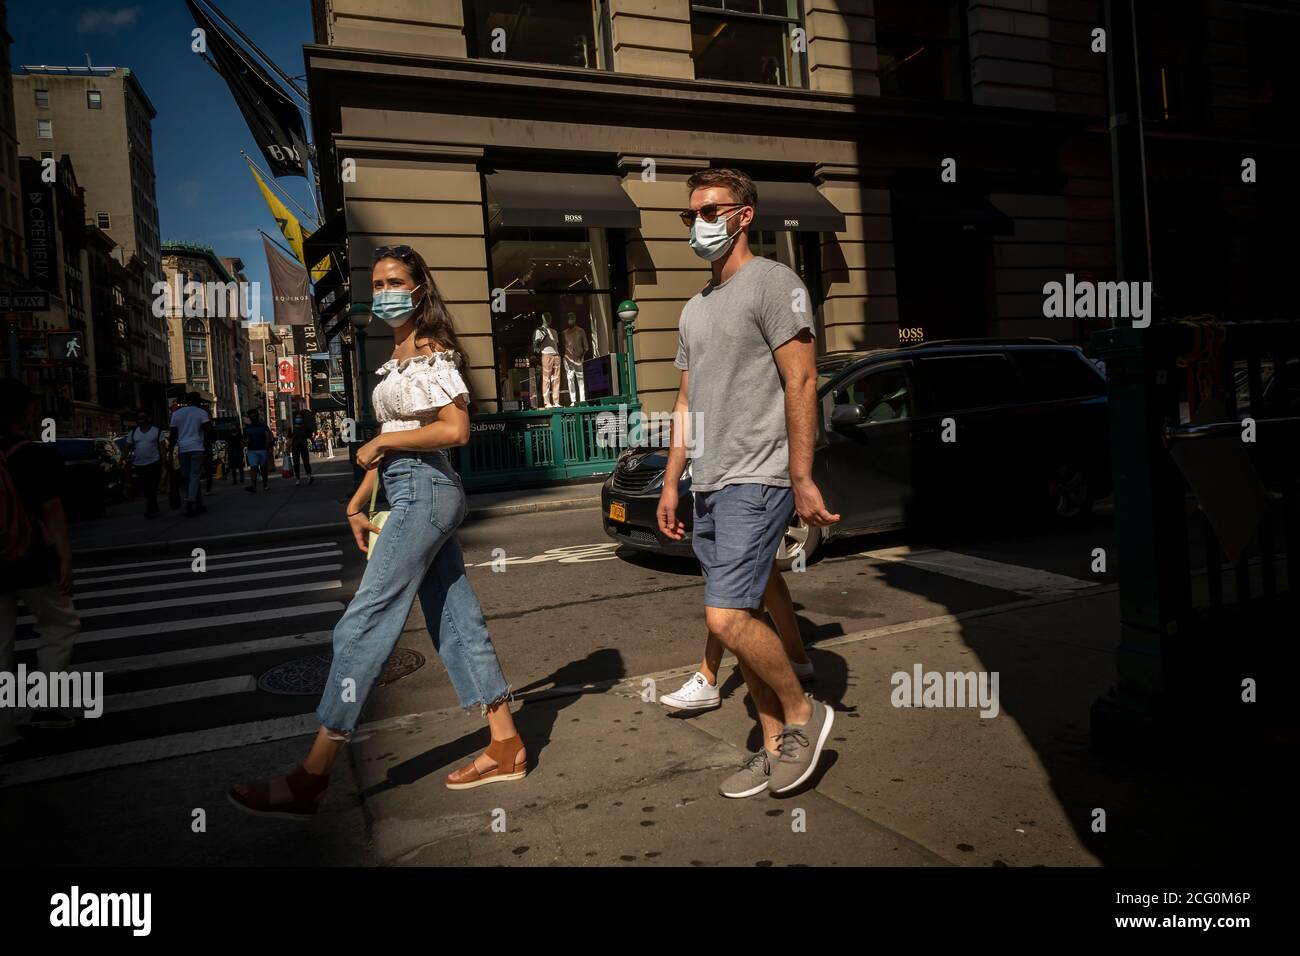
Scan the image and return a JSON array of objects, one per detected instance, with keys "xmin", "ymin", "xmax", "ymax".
[
  {"xmin": 289, "ymin": 412, "xmax": 313, "ymax": 486},
  {"xmin": 1, "ymin": 378, "xmax": 81, "ymax": 750},
  {"xmin": 227, "ymin": 426, "xmax": 245, "ymax": 485},
  {"xmin": 242, "ymin": 409, "xmax": 272, "ymax": 492}
]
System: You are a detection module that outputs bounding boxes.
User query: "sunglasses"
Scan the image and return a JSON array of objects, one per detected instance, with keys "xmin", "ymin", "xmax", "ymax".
[
  {"xmin": 679, "ymin": 203, "xmax": 747, "ymax": 227},
  {"xmin": 372, "ymin": 244, "xmax": 415, "ymax": 262}
]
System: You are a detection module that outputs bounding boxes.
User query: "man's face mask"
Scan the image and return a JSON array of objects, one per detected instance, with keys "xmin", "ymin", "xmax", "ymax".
[
  {"xmin": 371, "ymin": 285, "xmax": 422, "ymax": 326},
  {"xmin": 688, "ymin": 210, "xmax": 742, "ymax": 262}
]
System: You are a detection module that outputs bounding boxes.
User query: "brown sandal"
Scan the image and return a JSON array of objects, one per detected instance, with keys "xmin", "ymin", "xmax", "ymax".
[
  {"xmin": 227, "ymin": 764, "xmax": 330, "ymax": 820},
  {"xmin": 445, "ymin": 735, "xmax": 528, "ymax": 790}
]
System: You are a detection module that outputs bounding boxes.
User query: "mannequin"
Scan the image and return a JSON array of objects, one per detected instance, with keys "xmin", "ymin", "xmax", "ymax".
[
  {"xmin": 532, "ymin": 312, "xmax": 561, "ymax": 408},
  {"xmin": 562, "ymin": 312, "xmax": 590, "ymax": 405}
]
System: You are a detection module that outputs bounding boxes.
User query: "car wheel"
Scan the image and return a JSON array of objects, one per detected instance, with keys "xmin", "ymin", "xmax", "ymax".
[
  {"xmin": 1046, "ymin": 461, "xmax": 1094, "ymax": 521},
  {"xmin": 775, "ymin": 515, "xmax": 823, "ymax": 571}
]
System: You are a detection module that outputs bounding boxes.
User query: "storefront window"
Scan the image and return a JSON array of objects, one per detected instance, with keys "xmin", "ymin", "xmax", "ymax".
[
  {"xmin": 691, "ymin": 1, "xmax": 806, "ymax": 88},
  {"xmin": 466, "ymin": 0, "xmax": 611, "ymax": 69},
  {"xmin": 487, "ymin": 224, "xmax": 615, "ymax": 410},
  {"xmin": 874, "ymin": 0, "xmax": 968, "ymax": 102}
]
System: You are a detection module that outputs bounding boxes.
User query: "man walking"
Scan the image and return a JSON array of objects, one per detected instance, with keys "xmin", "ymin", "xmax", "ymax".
[
  {"xmin": 1, "ymin": 379, "xmax": 82, "ymax": 752},
  {"xmin": 289, "ymin": 411, "xmax": 313, "ymax": 486},
  {"xmin": 169, "ymin": 392, "xmax": 212, "ymax": 517},
  {"xmin": 227, "ymin": 424, "xmax": 245, "ymax": 486},
  {"xmin": 657, "ymin": 167, "xmax": 840, "ymax": 798},
  {"xmin": 242, "ymin": 409, "xmax": 271, "ymax": 492},
  {"xmin": 125, "ymin": 410, "xmax": 163, "ymax": 519}
]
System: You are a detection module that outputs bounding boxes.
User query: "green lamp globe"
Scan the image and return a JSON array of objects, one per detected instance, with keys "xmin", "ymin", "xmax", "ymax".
[{"xmin": 617, "ymin": 299, "xmax": 639, "ymax": 323}]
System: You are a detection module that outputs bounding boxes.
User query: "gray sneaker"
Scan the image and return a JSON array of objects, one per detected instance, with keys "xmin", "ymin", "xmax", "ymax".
[
  {"xmin": 718, "ymin": 749, "xmax": 773, "ymax": 799},
  {"xmin": 770, "ymin": 698, "xmax": 834, "ymax": 795}
]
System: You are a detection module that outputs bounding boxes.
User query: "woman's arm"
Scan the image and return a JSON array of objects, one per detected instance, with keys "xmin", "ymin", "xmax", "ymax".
[{"xmin": 376, "ymin": 400, "xmax": 471, "ymax": 454}]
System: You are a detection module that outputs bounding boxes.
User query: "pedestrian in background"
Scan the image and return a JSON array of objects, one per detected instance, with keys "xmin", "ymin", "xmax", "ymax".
[
  {"xmin": 125, "ymin": 410, "xmax": 163, "ymax": 519},
  {"xmin": 242, "ymin": 409, "xmax": 271, "ymax": 493},
  {"xmin": 169, "ymin": 392, "xmax": 211, "ymax": 517},
  {"xmin": 227, "ymin": 424, "xmax": 245, "ymax": 486},
  {"xmin": 290, "ymin": 412, "xmax": 313, "ymax": 486},
  {"xmin": 1, "ymin": 378, "xmax": 82, "ymax": 755}
]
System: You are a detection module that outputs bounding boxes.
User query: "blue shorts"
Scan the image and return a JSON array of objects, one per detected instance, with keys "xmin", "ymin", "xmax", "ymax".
[
  {"xmin": 247, "ymin": 450, "xmax": 268, "ymax": 467},
  {"xmin": 691, "ymin": 483, "xmax": 795, "ymax": 610}
]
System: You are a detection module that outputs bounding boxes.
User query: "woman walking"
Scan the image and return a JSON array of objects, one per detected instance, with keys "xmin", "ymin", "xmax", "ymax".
[{"xmin": 229, "ymin": 246, "xmax": 526, "ymax": 819}]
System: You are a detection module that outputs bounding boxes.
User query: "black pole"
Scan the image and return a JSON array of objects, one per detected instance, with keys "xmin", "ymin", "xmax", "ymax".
[{"xmin": 1103, "ymin": 0, "xmax": 1154, "ymax": 303}]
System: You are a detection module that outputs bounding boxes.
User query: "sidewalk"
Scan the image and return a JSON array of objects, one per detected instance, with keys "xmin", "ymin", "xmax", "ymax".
[
  {"xmin": 70, "ymin": 456, "xmax": 606, "ymax": 555},
  {"xmin": 9, "ymin": 586, "xmax": 1269, "ymax": 866}
]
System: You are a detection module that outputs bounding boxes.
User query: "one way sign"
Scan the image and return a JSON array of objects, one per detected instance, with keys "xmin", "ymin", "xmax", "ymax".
[{"xmin": 0, "ymin": 289, "xmax": 51, "ymax": 311}]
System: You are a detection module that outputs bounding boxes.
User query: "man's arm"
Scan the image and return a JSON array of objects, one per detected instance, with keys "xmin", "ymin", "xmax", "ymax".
[
  {"xmin": 42, "ymin": 495, "xmax": 73, "ymax": 595},
  {"xmin": 657, "ymin": 371, "xmax": 690, "ymax": 540},
  {"xmin": 773, "ymin": 329, "xmax": 839, "ymax": 527}
]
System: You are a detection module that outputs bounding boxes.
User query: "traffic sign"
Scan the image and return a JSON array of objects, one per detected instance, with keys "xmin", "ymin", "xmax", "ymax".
[{"xmin": 0, "ymin": 289, "xmax": 51, "ymax": 311}]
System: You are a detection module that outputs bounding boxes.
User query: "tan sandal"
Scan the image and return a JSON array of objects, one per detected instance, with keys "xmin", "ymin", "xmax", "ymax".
[
  {"xmin": 227, "ymin": 764, "xmax": 330, "ymax": 820},
  {"xmin": 445, "ymin": 735, "xmax": 528, "ymax": 790}
]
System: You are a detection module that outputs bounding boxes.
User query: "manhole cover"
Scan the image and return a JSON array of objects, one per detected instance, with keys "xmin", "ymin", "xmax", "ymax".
[{"xmin": 258, "ymin": 648, "xmax": 426, "ymax": 696}]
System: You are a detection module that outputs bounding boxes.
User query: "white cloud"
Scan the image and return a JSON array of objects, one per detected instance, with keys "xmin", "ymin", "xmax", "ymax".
[{"xmin": 77, "ymin": 6, "xmax": 143, "ymax": 34}]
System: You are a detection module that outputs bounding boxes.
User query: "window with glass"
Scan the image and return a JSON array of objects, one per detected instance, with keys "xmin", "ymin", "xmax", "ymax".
[
  {"xmin": 874, "ymin": 0, "xmax": 968, "ymax": 101},
  {"xmin": 185, "ymin": 335, "xmax": 207, "ymax": 356},
  {"xmin": 189, "ymin": 359, "xmax": 208, "ymax": 380},
  {"xmin": 87, "ymin": 90, "xmax": 102, "ymax": 109},
  {"xmin": 466, "ymin": 0, "xmax": 611, "ymax": 69},
  {"xmin": 486, "ymin": 221, "xmax": 615, "ymax": 410},
  {"xmin": 691, "ymin": 0, "xmax": 805, "ymax": 87},
  {"xmin": 97, "ymin": 212, "xmax": 111, "ymax": 229},
  {"xmin": 37, "ymin": 119, "xmax": 52, "ymax": 139},
  {"xmin": 34, "ymin": 89, "xmax": 49, "ymax": 108}
]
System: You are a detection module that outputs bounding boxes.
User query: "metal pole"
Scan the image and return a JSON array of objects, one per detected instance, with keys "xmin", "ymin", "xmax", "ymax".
[{"xmin": 5, "ymin": 312, "xmax": 19, "ymax": 379}]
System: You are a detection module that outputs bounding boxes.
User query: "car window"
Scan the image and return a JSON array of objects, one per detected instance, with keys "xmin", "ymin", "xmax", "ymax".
[
  {"xmin": 1011, "ymin": 349, "xmax": 1106, "ymax": 401},
  {"xmin": 917, "ymin": 354, "xmax": 1020, "ymax": 412},
  {"xmin": 834, "ymin": 366, "xmax": 912, "ymax": 421}
]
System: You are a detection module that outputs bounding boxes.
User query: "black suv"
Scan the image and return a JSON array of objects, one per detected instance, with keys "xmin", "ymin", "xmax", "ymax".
[{"xmin": 601, "ymin": 339, "xmax": 1110, "ymax": 568}]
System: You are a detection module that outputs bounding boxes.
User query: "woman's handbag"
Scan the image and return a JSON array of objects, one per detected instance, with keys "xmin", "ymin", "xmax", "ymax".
[{"xmin": 366, "ymin": 473, "xmax": 390, "ymax": 561}]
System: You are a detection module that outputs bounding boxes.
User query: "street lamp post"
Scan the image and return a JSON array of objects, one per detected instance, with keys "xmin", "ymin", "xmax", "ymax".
[{"xmin": 617, "ymin": 299, "xmax": 639, "ymax": 401}]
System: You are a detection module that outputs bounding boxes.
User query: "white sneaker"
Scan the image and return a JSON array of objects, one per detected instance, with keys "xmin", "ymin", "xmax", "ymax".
[
  {"xmin": 791, "ymin": 659, "xmax": 815, "ymax": 684},
  {"xmin": 658, "ymin": 671, "xmax": 721, "ymax": 711}
]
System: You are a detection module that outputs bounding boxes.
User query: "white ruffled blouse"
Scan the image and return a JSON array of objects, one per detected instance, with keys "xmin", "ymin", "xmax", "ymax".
[{"xmin": 372, "ymin": 351, "xmax": 469, "ymax": 433}]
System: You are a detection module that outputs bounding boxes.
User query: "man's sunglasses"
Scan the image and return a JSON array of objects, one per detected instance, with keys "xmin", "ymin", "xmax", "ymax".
[
  {"xmin": 372, "ymin": 244, "xmax": 415, "ymax": 262},
  {"xmin": 679, "ymin": 203, "xmax": 748, "ymax": 227}
]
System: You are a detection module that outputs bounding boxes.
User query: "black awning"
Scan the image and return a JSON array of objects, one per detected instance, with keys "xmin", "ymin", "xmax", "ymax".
[
  {"xmin": 752, "ymin": 182, "xmax": 846, "ymax": 233},
  {"xmin": 485, "ymin": 170, "xmax": 641, "ymax": 229},
  {"xmin": 892, "ymin": 193, "xmax": 1016, "ymax": 236},
  {"xmin": 313, "ymin": 259, "xmax": 344, "ymax": 311},
  {"xmin": 323, "ymin": 300, "xmax": 351, "ymax": 342},
  {"xmin": 304, "ymin": 209, "xmax": 347, "ymax": 264}
]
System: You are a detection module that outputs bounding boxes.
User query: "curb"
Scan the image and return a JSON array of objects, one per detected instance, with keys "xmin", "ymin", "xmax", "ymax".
[{"xmin": 72, "ymin": 495, "xmax": 604, "ymax": 558}]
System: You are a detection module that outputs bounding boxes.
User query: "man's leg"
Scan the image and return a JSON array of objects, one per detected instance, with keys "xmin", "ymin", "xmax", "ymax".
[
  {"xmin": 706, "ymin": 605, "xmax": 811, "ymax": 730},
  {"xmin": 179, "ymin": 452, "xmax": 194, "ymax": 506},
  {"xmin": 764, "ymin": 569, "xmax": 810, "ymax": 667},
  {"xmin": 18, "ymin": 582, "xmax": 80, "ymax": 727}
]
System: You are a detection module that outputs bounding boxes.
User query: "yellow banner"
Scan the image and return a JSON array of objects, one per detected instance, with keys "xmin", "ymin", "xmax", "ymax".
[{"xmin": 248, "ymin": 161, "xmax": 330, "ymax": 282}]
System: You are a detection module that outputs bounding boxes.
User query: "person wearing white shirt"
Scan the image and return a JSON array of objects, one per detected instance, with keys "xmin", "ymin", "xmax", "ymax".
[
  {"xmin": 126, "ymin": 411, "xmax": 164, "ymax": 519},
  {"xmin": 169, "ymin": 393, "xmax": 212, "ymax": 517}
]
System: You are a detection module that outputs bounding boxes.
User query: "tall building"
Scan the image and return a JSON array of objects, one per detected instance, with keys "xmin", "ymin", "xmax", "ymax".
[
  {"xmin": 13, "ymin": 64, "xmax": 168, "ymax": 387},
  {"xmin": 0, "ymin": 0, "xmax": 24, "ymax": 286},
  {"xmin": 161, "ymin": 242, "xmax": 252, "ymax": 420}
]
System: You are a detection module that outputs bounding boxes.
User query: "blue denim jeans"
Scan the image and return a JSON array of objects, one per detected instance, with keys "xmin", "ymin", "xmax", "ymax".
[
  {"xmin": 316, "ymin": 451, "xmax": 511, "ymax": 736},
  {"xmin": 180, "ymin": 450, "xmax": 205, "ymax": 504}
]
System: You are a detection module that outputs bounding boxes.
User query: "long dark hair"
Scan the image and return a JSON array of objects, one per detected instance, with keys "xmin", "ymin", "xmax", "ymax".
[{"xmin": 374, "ymin": 247, "xmax": 469, "ymax": 376}]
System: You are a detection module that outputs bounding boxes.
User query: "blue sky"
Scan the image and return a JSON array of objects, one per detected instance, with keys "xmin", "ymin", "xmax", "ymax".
[{"xmin": 10, "ymin": 0, "xmax": 318, "ymax": 319}]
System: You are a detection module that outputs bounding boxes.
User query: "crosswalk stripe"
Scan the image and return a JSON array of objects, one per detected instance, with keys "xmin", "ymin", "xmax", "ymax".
[
  {"xmin": 15, "ymin": 603, "xmax": 346, "ymax": 651},
  {"xmin": 73, "ymin": 549, "xmax": 342, "ymax": 585},
  {"xmin": 859, "ymin": 545, "xmax": 1100, "ymax": 595},
  {"xmin": 75, "ymin": 564, "xmax": 344, "ymax": 600},
  {"xmin": 17, "ymin": 581, "xmax": 343, "ymax": 625},
  {"xmin": 106, "ymin": 676, "xmax": 258, "ymax": 713},
  {"xmin": 75, "ymin": 540, "xmax": 346, "ymax": 576},
  {"xmin": 80, "ymin": 631, "xmax": 336, "ymax": 676},
  {"xmin": 0, "ymin": 713, "xmax": 323, "ymax": 789}
]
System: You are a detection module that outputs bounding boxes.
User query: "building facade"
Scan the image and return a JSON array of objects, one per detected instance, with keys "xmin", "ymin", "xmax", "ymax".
[
  {"xmin": 13, "ymin": 64, "xmax": 169, "ymax": 387},
  {"xmin": 161, "ymin": 243, "xmax": 253, "ymax": 420},
  {"xmin": 0, "ymin": 0, "xmax": 24, "ymax": 287},
  {"xmin": 304, "ymin": 0, "xmax": 1296, "ymax": 487}
]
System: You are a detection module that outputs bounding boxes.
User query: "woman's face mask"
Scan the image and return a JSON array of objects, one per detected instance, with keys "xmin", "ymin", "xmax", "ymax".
[
  {"xmin": 688, "ymin": 210, "xmax": 743, "ymax": 262},
  {"xmin": 371, "ymin": 284, "xmax": 423, "ymax": 326}
]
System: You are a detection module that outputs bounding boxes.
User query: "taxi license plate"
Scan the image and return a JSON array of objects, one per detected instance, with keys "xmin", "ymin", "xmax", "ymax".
[{"xmin": 608, "ymin": 501, "xmax": 627, "ymax": 523}]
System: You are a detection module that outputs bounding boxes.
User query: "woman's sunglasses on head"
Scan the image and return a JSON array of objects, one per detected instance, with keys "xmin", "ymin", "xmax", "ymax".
[
  {"xmin": 372, "ymin": 244, "xmax": 415, "ymax": 262},
  {"xmin": 679, "ymin": 203, "xmax": 747, "ymax": 227}
]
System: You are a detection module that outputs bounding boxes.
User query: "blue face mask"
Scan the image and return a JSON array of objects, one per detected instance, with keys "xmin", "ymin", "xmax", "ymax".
[{"xmin": 371, "ymin": 286, "xmax": 422, "ymax": 326}]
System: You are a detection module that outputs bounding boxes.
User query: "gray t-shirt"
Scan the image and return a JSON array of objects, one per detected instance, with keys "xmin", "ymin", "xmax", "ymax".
[{"xmin": 674, "ymin": 257, "xmax": 814, "ymax": 492}]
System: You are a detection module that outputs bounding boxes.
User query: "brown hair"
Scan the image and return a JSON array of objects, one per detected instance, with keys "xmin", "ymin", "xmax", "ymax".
[
  {"xmin": 685, "ymin": 167, "xmax": 758, "ymax": 211},
  {"xmin": 374, "ymin": 247, "xmax": 470, "ymax": 380}
]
